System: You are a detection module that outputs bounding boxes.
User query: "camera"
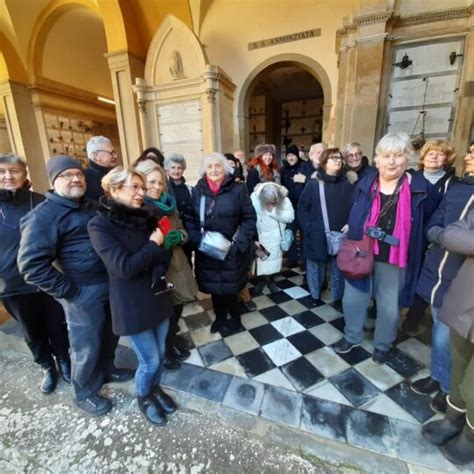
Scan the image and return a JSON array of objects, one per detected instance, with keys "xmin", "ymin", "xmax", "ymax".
[{"xmin": 366, "ymin": 226, "xmax": 399, "ymax": 246}]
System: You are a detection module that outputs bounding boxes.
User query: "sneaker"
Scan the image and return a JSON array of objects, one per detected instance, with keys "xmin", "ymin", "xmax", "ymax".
[
  {"xmin": 241, "ymin": 300, "xmax": 257, "ymax": 313},
  {"xmin": 431, "ymin": 391, "xmax": 448, "ymax": 414},
  {"xmin": 333, "ymin": 338, "xmax": 361, "ymax": 354},
  {"xmin": 372, "ymin": 348, "xmax": 389, "ymax": 365},
  {"xmin": 267, "ymin": 282, "xmax": 280, "ymax": 293},
  {"xmin": 75, "ymin": 394, "xmax": 112, "ymax": 416},
  {"xmin": 411, "ymin": 376, "xmax": 440, "ymax": 396}
]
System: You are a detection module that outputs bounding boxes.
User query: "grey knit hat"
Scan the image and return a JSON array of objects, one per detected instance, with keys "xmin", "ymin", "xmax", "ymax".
[
  {"xmin": 254, "ymin": 144, "xmax": 276, "ymax": 157},
  {"xmin": 46, "ymin": 155, "xmax": 83, "ymax": 184}
]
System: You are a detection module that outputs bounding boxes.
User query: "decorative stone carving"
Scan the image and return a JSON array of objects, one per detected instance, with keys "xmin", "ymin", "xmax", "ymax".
[
  {"xmin": 393, "ymin": 7, "xmax": 473, "ymax": 27},
  {"xmin": 205, "ymin": 88, "xmax": 217, "ymax": 104},
  {"xmin": 169, "ymin": 51, "xmax": 186, "ymax": 80}
]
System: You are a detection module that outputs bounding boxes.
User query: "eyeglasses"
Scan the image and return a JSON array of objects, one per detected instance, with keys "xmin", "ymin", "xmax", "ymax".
[
  {"xmin": 57, "ymin": 171, "xmax": 85, "ymax": 181},
  {"xmin": 123, "ymin": 183, "xmax": 147, "ymax": 194},
  {"xmin": 96, "ymin": 150, "xmax": 117, "ymax": 157},
  {"xmin": 328, "ymin": 155, "xmax": 343, "ymax": 162}
]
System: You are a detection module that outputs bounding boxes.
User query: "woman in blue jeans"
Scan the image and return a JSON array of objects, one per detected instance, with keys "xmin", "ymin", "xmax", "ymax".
[{"xmin": 88, "ymin": 167, "xmax": 178, "ymax": 426}]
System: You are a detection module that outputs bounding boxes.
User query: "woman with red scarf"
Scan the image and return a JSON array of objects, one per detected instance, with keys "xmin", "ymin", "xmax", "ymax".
[{"xmin": 247, "ymin": 144, "xmax": 281, "ymax": 194}]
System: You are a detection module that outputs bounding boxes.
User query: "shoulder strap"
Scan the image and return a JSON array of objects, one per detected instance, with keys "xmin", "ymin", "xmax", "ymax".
[
  {"xmin": 199, "ymin": 195, "xmax": 206, "ymax": 230},
  {"xmin": 318, "ymin": 180, "xmax": 330, "ymax": 233}
]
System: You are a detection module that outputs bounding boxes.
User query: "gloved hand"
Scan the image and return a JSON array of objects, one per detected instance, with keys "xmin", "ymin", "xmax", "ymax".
[{"xmin": 163, "ymin": 230, "xmax": 184, "ymax": 250}]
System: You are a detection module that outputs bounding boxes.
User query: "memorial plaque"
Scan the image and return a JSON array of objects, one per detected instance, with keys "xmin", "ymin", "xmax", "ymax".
[
  {"xmin": 390, "ymin": 75, "xmax": 457, "ymax": 109},
  {"xmin": 157, "ymin": 100, "xmax": 203, "ymax": 184}
]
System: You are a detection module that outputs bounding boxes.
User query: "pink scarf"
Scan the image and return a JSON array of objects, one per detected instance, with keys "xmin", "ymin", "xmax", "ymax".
[
  {"xmin": 206, "ymin": 176, "xmax": 224, "ymax": 195},
  {"xmin": 366, "ymin": 177, "xmax": 412, "ymax": 268}
]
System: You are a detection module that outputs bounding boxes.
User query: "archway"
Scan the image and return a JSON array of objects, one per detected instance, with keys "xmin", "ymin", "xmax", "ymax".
[{"xmin": 238, "ymin": 54, "xmax": 331, "ymax": 158}]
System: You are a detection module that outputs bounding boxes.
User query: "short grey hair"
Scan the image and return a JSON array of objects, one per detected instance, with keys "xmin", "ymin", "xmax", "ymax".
[
  {"xmin": 0, "ymin": 153, "xmax": 27, "ymax": 170},
  {"xmin": 309, "ymin": 143, "xmax": 327, "ymax": 154},
  {"xmin": 199, "ymin": 152, "xmax": 233, "ymax": 177},
  {"xmin": 342, "ymin": 142, "xmax": 362, "ymax": 157},
  {"xmin": 375, "ymin": 133, "xmax": 414, "ymax": 161},
  {"xmin": 259, "ymin": 183, "xmax": 283, "ymax": 206},
  {"xmin": 164, "ymin": 152, "xmax": 187, "ymax": 171},
  {"xmin": 86, "ymin": 136, "xmax": 112, "ymax": 160}
]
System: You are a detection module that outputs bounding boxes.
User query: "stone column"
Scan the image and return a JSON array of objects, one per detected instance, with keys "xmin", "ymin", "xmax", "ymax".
[
  {"xmin": 0, "ymin": 81, "xmax": 49, "ymax": 191},
  {"xmin": 106, "ymin": 50, "xmax": 145, "ymax": 166}
]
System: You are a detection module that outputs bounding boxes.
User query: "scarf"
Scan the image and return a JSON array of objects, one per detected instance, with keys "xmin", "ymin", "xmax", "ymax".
[
  {"xmin": 206, "ymin": 175, "xmax": 224, "ymax": 195},
  {"xmin": 145, "ymin": 192, "xmax": 176, "ymax": 215},
  {"xmin": 366, "ymin": 176, "xmax": 412, "ymax": 268}
]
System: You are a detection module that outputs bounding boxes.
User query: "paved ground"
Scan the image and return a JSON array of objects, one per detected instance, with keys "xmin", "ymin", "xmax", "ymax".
[{"xmin": 0, "ymin": 355, "xmax": 360, "ymax": 474}]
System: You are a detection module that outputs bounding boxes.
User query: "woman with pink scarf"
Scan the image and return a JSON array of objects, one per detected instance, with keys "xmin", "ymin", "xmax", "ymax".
[{"xmin": 334, "ymin": 133, "xmax": 430, "ymax": 365}]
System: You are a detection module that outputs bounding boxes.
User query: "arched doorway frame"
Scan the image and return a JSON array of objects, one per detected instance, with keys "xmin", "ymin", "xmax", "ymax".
[{"xmin": 236, "ymin": 53, "xmax": 332, "ymax": 152}]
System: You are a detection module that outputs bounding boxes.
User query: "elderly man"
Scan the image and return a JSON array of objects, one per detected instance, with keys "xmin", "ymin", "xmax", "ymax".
[
  {"xmin": 18, "ymin": 155, "xmax": 133, "ymax": 416},
  {"xmin": 85, "ymin": 136, "xmax": 118, "ymax": 201},
  {"xmin": 308, "ymin": 143, "xmax": 326, "ymax": 169},
  {"xmin": 342, "ymin": 142, "xmax": 375, "ymax": 180}
]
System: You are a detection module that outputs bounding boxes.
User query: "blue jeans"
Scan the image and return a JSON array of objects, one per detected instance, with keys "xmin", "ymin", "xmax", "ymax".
[
  {"xmin": 127, "ymin": 319, "xmax": 170, "ymax": 397},
  {"xmin": 307, "ymin": 258, "xmax": 344, "ymax": 301},
  {"xmin": 431, "ymin": 307, "xmax": 451, "ymax": 392},
  {"xmin": 343, "ymin": 262, "xmax": 405, "ymax": 352},
  {"xmin": 58, "ymin": 282, "xmax": 110, "ymax": 401}
]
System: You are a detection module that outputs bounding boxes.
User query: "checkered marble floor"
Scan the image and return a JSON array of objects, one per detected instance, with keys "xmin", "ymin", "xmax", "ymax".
[{"xmin": 178, "ymin": 268, "xmax": 437, "ymax": 426}]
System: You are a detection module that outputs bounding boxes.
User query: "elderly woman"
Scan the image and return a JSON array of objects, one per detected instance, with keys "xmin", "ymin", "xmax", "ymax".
[
  {"xmin": 185, "ymin": 153, "xmax": 256, "ymax": 333},
  {"xmin": 0, "ymin": 154, "xmax": 70, "ymax": 394},
  {"xmin": 136, "ymin": 161, "xmax": 197, "ymax": 371},
  {"xmin": 403, "ymin": 140, "xmax": 458, "ymax": 336},
  {"xmin": 88, "ymin": 167, "xmax": 177, "ymax": 426},
  {"xmin": 298, "ymin": 148, "xmax": 355, "ymax": 308},
  {"xmin": 334, "ymin": 133, "xmax": 429, "ymax": 365},
  {"xmin": 342, "ymin": 142, "xmax": 375, "ymax": 180},
  {"xmin": 422, "ymin": 205, "xmax": 474, "ymax": 465},
  {"xmin": 247, "ymin": 144, "xmax": 281, "ymax": 194},
  {"xmin": 251, "ymin": 182, "xmax": 294, "ymax": 295},
  {"xmin": 409, "ymin": 144, "xmax": 474, "ymax": 413}
]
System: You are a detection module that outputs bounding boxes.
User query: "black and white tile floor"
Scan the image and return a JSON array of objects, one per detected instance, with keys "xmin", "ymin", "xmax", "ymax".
[{"xmin": 179, "ymin": 268, "xmax": 436, "ymax": 426}]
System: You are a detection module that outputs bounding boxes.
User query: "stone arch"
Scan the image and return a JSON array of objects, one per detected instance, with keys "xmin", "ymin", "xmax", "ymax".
[
  {"xmin": 144, "ymin": 14, "xmax": 207, "ymax": 85},
  {"xmin": 0, "ymin": 33, "xmax": 28, "ymax": 83},
  {"xmin": 236, "ymin": 53, "xmax": 333, "ymax": 151}
]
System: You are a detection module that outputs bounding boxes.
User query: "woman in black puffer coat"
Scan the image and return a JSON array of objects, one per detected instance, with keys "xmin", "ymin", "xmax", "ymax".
[{"xmin": 185, "ymin": 153, "xmax": 256, "ymax": 334}]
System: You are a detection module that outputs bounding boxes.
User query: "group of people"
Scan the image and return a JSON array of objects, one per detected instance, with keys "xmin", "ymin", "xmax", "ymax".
[{"xmin": 1, "ymin": 133, "xmax": 473, "ymax": 465}]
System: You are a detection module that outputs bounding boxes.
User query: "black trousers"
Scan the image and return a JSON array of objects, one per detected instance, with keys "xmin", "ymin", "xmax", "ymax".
[
  {"xmin": 166, "ymin": 303, "xmax": 183, "ymax": 352},
  {"xmin": 100, "ymin": 302, "xmax": 120, "ymax": 377},
  {"xmin": 2, "ymin": 292, "xmax": 69, "ymax": 368},
  {"xmin": 211, "ymin": 294, "xmax": 241, "ymax": 321}
]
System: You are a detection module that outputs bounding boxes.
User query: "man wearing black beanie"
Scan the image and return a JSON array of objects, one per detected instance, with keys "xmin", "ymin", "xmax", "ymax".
[{"xmin": 18, "ymin": 155, "xmax": 133, "ymax": 416}]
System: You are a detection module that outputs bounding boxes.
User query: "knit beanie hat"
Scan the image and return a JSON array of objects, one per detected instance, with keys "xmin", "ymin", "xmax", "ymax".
[
  {"xmin": 286, "ymin": 145, "xmax": 300, "ymax": 157},
  {"xmin": 46, "ymin": 155, "xmax": 83, "ymax": 184}
]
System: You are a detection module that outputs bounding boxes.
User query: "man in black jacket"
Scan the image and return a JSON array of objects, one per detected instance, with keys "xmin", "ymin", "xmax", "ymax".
[
  {"xmin": 84, "ymin": 136, "xmax": 118, "ymax": 201},
  {"xmin": 18, "ymin": 155, "xmax": 133, "ymax": 416}
]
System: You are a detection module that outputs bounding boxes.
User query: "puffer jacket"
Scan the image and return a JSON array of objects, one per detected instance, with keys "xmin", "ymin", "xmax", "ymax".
[
  {"xmin": 18, "ymin": 191, "xmax": 107, "ymax": 301},
  {"xmin": 251, "ymin": 183, "xmax": 294, "ymax": 276},
  {"xmin": 0, "ymin": 188, "xmax": 44, "ymax": 297},
  {"xmin": 298, "ymin": 169, "xmax": 355, "ymax": 262},
  {"xmin": 439, "ymin": 205, "xmax": 474, "ymax": 342},
  {"xmin": 416, "ymin": 176, "xmax": 474, "ymax": 308},
  {"xmin": 185, "ymin": 175, "xmax": 256, "ymax": 295}
]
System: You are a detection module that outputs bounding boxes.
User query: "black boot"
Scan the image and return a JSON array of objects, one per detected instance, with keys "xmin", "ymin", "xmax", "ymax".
[
  {"xmin": 168, "ymin": 345, "xmax": 190, "ymax": 362},
  {"xmin": 422, "ymin": 396, "xmax": 466, "ymax": 446},
  {"xmin": 153, "ymin": 386, "xmax": 177, "ymax": 414},
  {"xmin": 252, "ymin": 278, "xmax": 266, "ymax": 296},
  {"xmin": 40, "ymin": 366, "xmax": 57, "ymax": 394},
  {"xmin": 56, "ymin": 356, "xmax": 71, "ymax": 383},
  {"xmin": 137, "ymin": 395, "xmax": 167, "ymax": 426},
  {"xmin": 163, "ymin": 356, "xmax": 181, "ymax": 371},
  {"xmin": 441, "ymin": 419, "xmax": 474, "ymax": 465}
]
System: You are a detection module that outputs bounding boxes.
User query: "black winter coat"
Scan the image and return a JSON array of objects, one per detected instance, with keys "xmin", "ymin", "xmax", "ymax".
[
  {"xmin": 185, "ymin": 176, "xmax": 257, "ymax": 295},
  {"xmin": 88, "ymin": 199, "xmax": 174, "ymax": 336},
  {"xmin": 169, "ymin": 178, "xmax": 193, "ymax": 222},
  {"xmin": 298, "ymin": 170, "xmax": 354, "ymax": 262},
  {"xmin": 18, "ymin": 192, "xmax": 107, "ymax": 301},
  {"xmin": 84, "ymin": 161, "xmax": 110, "ymax": 201},
  {"xmin": 281, "ymin": 159, "xmax": 313, "ymax": 207},
  {"xmin": 0, "ymin": 188, "xmax": 44, "ymax": 297}
]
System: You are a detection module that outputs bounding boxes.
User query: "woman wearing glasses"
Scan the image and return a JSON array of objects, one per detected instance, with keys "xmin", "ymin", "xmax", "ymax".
[
  {"xmin": 298, "ymin": 148, "xmax": 356, "ymax": 309},
  {"xmin": 88, "ymin": 167, "xmax": 177, "ymax": 426},
  {"xmin": 0, "ymin": 153, "xmax": 70, "ymax": 394}
]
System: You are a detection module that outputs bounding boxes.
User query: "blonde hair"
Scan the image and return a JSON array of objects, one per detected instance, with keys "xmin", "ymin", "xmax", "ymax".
[
  {"xmin": 101, "ymin": 166, "xmax": 145, "ymax": 194},
  {"xmin": 135, "ymin": 162, "xmax": 169, "ymax": 193},
  {"xmin": 418, "ymin": 140, "xmax": 456, "ymax": 170}
]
